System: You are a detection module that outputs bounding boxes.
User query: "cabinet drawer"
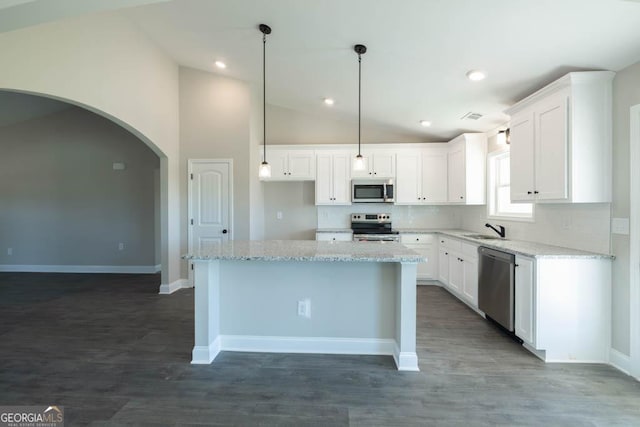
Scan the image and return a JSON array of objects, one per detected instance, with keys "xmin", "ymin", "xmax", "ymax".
[
  {"xmin": 438, "ymin": 236, "xmax": 462, "ymax": 252},
  {"xmin": 462, "ymin": 242, "xmax": 479, "ymax": 260},
  {"xmin": 316, "ymin": 232, "xmax": 352, "ymax": 242},
  {"xmin": 400, "ymin": 233, "xmax": 435, "ymax": 244}
]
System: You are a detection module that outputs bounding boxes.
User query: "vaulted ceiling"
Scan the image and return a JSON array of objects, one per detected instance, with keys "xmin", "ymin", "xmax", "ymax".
[{"xmin": 2, "ymin": 0, "xmax": 640, "ymax": 140}]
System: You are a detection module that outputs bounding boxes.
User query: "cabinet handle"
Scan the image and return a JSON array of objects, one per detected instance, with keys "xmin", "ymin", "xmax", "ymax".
[
  {"xmin": 459, "ymin": 196, "xmax": 463, "ymax": 199},
  {"xmin": 369, "ymin": 172, "xmax": 372, "ymax": 175},
  {"xmin": 534, "ymin": 191, "xmax": 539, "ymax": 194},
  {"xmin": 445, "ymin": 252, "xmax": 448, "ymax": 255},
  {"xmin": 416, "ymin": 238, "xmax": 419, "ymax": 241},
  {"xmin": 374, "ymin": 172, "xmax": 377, "ymax": 175},
  {"xmin": 515, "ymin": 264, "xmax": 519, "ymax": 267},
  {"xmin": 527, "ymin": 191, "xmax": 532, "ymax": 195}
]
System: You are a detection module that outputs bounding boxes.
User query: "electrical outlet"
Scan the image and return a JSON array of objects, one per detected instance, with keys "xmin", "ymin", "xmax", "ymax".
[
  {"xmin": 276, "ymin": 211, "xmax": 283, "ymax": 220},
  {"xmin": 7, "ymin": 248, "xmax": 12, "ymax": 256},
  {"xmin": 118, "ymin": 243, "xmax": 124, "ymax": 251},
  {"xmin": 297, "ymin": 299, "xmax": 311, "ymax": 318}
]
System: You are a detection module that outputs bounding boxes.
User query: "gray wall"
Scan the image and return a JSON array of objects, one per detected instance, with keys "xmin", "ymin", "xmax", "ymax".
[
  {"xmin": 0, "ymin": 107, "xmax": 159, "ymax": 267},
  {"xmin": 179, "ymin": 67, "xmax": 252, "ymax": 276},
  {"xmin": 263, "ymin": 182, "xmax": 316, "ymax": 240},
  {"xmin": 610, "ymin": 61, "xmax": 640, "ymax": 355}
]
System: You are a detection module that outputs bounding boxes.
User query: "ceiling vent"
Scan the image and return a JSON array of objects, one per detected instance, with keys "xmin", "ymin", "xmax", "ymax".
[{"xmin": 461, "ymin": 112, "xmax": 483, "ymax": 120}]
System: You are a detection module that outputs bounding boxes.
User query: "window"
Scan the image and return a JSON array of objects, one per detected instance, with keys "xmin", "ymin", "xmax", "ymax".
[{"xmin": 487, "ymin": 150, "xmax": 533, "ymax": 220}]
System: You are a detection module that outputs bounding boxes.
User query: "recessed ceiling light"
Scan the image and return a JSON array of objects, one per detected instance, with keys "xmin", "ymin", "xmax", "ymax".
[
  {"xmin": 323, "ymin": 98, "xmax": 335, "ymax": 106},
  {"xmin": 466, "ymin": 70, "xmax": 486, "ymax": 81},
  {"xmin": 419, "ymin": 120, "xmax": 432, "ymax": 127},
  {"xmin": 215, "ymin": 61, "xmax": 227, "ymax": 69}
]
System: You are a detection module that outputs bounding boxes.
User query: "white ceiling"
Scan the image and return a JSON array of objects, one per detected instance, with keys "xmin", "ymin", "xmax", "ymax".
[
  {"xmin": 123, "ymin": 0, "xmax": 640, "ymax": 140},
  {"xmin": 2, "ymin": 0, "xmax": 640, "ymax": 140}
]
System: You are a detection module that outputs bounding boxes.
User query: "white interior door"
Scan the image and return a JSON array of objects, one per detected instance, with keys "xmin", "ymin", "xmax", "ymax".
[{"xmin": 188, "ymin": 159, "xmax": 233, "ymax": 283}]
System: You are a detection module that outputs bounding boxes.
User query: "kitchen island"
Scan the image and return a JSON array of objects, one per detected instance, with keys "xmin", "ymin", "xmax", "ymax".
[{"xmin": 183, "ymin": 240, "xmax": 425, "ymax": 371}]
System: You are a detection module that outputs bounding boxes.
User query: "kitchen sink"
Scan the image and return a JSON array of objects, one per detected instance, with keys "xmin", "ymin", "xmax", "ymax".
[{"xmin": 463, "ymin": 234, "xmax": 507, "ymax": 240}]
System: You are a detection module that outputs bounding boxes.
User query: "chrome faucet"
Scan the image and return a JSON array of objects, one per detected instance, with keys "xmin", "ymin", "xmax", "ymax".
[{"xmin": 485, "ymin": 223, "xmax": 506, "ymax": 238}]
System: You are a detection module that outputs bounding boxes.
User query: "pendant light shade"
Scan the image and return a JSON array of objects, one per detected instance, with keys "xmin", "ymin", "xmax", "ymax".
[
  {"xmin": 353, "ymin": 44, "xmax": 367, "ymax": 172},
  {"xmin": 258, "ymin": 23, "xmax": 272, "ymax": 178}
]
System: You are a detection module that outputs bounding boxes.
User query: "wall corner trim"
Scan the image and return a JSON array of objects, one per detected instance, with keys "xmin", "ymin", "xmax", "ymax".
[
  {"xmin": 609, "ymin": 348, "xmax": 632, "ymax": 376},
  {"xmin": 158, "ymin": 278, "xmax": 190, "ymax": 294}
]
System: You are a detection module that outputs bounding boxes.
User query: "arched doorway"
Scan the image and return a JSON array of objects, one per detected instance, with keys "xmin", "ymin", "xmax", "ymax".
[{"xmin": 0, "ymin": 89, "xmax": 176, "ymax": 289}]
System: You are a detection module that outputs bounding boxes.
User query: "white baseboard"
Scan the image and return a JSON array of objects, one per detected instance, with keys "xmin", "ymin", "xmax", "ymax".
[
  {"xmin": 192, "ymin": 336, "xmax": 221, "ymax": 364},
  {"xmin": 0, "ymin": 264, "xmax": 160, "ymax": 274},
  {"xmin": 220, "ymin": 335, "xmax": 396, "ymax": 356},
  {"xmin": 158, "ymin": 278, "xmax": 190, "ymax": 295},
  {"xmin": 393, "ymin": 343, "xmax": 420, "ymax": 371},
  {"xmin": 609, "ymin": 348, "xmax": 632, "ymax": 375}
]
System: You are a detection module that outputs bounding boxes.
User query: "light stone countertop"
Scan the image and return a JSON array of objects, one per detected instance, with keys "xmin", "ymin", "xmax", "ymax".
[
  {"xmin": 183, "ymin": 240, "xmax": 425, "ymax": 263},
  {"xmin": 394, "ymin": 228, "xmax": 614, "ymax": 259},
  {"xmin": 311, "ymin": 227, "xmax": 613, "ymax": 259}
]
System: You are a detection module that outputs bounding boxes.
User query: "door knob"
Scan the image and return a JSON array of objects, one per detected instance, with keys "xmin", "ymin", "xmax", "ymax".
[{"xmin": 222, "ymin": 229, "xmax": 228, "ymax": 234}]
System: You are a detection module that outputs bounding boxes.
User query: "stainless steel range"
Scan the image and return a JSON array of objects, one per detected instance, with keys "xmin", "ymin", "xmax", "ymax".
[{"xmin": 351, "ymin": 213, "xmax": 399, "ymax": 242}]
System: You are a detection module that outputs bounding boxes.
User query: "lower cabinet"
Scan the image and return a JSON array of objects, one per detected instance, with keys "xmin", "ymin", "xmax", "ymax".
[
  {"xmin": 514, "ymin": 255, "xmax": 611, "ymax": 362},
  {"xmin": 438, "ymin": 237, "xmax": 479, "ymax": 309},
  {"xmin": 438, "ymin": 246, "xmax": 449, "ymax": 284},
  {"xmin": 315, "ymin": 232, "xmax": 352, "ymax": 242},
  {"xmin": 515, "ymin": 255, "xmax": 535, "ymax": 346},
  {"xmin": 400, "ymin": 234, "xmax": 437, "ymax": 280},
  {"xmin": 462, "ymin": 253, "xmax": 478, "ymax": 307}
]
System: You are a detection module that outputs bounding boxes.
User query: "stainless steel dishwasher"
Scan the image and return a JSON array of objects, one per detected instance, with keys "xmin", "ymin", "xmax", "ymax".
[{"xmin": 478, "ymin": 247, "xmax": 516, "ymax": 332}]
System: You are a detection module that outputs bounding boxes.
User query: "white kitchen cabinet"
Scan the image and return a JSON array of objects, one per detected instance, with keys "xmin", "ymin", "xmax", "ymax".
[
  {"xmin": 351, "ymin": 150, "xmax": 396, "ymax": 179},
  {"xmin": 437, "ymin": 245, "xmax": 449, "ymax": 285},
  {"xmin": 446, "ymin": 133, "xmax": 487, "ymax": 204},
  {"xmin": 447, "ymin": 251, "xmax": 463, "ymax": 294},
  {"xmin": 461, "ymin": 243, "xmax": 479, "ymax": 307},
  {"xmin": 509, "ymin": 109, "xmax": 536, "ymax": 201},
  {"xmin": 396, "ymin": 146, "xmax": 448, "ymax": 204},
  {"xmin": 315, "ymin": 232, "xmax": 352, "ymax": 242},
  {"xmin": 506, "ymin": 71, "xmax": 614, "ymax": 203},
  {"xmin": 263, "ymin": 149, "xmax": 315, "ymax": 181},
  {"xmin": 400, "ymin": 233, "xmax": 436, "ymax": 280},
  {"xmin": 515, "ymin": 256, "xmax": 611, "ymax": 363},
  {"xmin": 316, "ymin": 152, "xmax": 351, "ymax": 205},
  {"xmin": 515, "ymin": 255, "xmax": 535, "ymax": 346},
  {"xmin": 438, "ymin": 237, "xmax": 479, "ymax": 308}
]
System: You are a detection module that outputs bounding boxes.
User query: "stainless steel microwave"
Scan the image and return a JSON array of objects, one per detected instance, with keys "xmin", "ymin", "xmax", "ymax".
[{"xmin": 352, "ymin": 179, "xmax": 394, "ymax": 203}]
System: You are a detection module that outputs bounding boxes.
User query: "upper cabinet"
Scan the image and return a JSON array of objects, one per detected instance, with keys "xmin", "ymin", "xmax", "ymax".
[
  {"xmin": 396, "ymin": 145, "xmax": 448, "ymax": 204},
  {"xmin": 316, "ymin": 151, "xmax": 351, "ymax": 205},
  {"xmin": 446, "ymin": 133, "xmax": 487, "ymax": 205},
  {"xmin": 261, "ymin": 148, "xmax": 316, "ymax": 181},
  {"xmin": 351, "ymin": 150, "xmax": 396, "ymax": 179},
  {"xmin": 505, "ymin": 71, "xmax": 614, "ymax": 203}
]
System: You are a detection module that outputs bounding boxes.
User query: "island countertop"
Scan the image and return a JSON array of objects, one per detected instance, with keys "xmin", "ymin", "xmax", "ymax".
[{"xmin": 183, "ymin": 240, "xmax": 425, "ymax": 263}]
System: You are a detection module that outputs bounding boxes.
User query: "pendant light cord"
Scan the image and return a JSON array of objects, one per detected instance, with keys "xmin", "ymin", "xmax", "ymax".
[
  {"xmin": 358, "ymin": 52, "xmax": 361, "ymax": 156},
  {"xmin": 263, "ymin": 31, "xmax": 267, "ymax": 163}
]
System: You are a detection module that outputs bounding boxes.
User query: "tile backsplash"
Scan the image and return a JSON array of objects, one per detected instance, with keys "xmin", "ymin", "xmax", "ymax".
[
  {"xmin": 317, "ymin": 205, "xmax": 461, "ymax": 229},
  {"xmin": 318, "ymin": 203, "xmax": 611, "ymax": 255}
]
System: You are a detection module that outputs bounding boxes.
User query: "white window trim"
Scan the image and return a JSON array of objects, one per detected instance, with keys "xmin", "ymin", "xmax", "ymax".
[{"xmin": 486, "ymin": 149, "xmax": 535, "ymax": 222}]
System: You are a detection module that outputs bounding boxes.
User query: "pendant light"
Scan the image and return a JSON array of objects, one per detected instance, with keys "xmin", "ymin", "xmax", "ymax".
[
  {"xmin": 353, "ymin": 44, "xmax": 367, "ymax": 171},
  {"xmin": 258, "ymin": 23, "xmax": 272, "ymax": 179}
]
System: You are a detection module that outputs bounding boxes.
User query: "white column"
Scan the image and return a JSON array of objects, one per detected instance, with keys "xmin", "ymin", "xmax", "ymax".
[
  {"xmin": 191, "ymin": 260, "xmax": 221, "ymax": 364},
  {"xmin": 394, "ymin": 261, "xmax": 419, "ymax": 371}
]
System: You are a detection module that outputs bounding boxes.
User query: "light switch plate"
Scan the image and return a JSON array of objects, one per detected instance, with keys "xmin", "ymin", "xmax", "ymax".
[{"xmin": 612, "ymin": 218, "xmax": 630, "ymax": 235}]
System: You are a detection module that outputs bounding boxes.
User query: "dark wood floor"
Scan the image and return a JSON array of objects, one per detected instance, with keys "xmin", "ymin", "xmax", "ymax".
[{"xmin": 0, "ymin": 273, "xmax": 638, "ymax": 426}]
